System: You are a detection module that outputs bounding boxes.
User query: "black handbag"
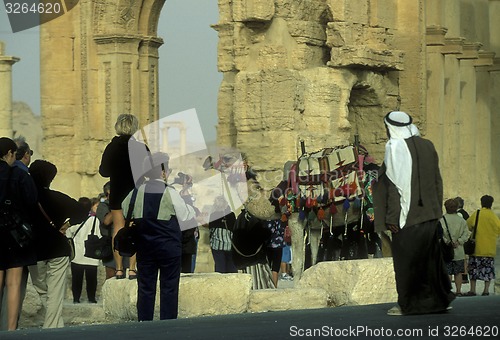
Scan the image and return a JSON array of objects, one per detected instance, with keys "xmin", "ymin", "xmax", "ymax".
[
  {"xmin": 0, "ymin": 167, "xmax": 34, "ymax": 248},
  {"xmin": 114, "ymin": 188, "xmax": 139, "ymax": 257},
  {"xmin": 464, "ymin": 210, "xmax": 479, "ymax": 256},
  {"xmin": 440, "ymin": 216, "xmax": 454, "ymax": 263},
  {"xmin": 231, "ymin": 209, "xmax": 272, "ymax": 269},
  {"xmin": 0, "ymin": 203, "xmax": 34, "ymax": 248},
  {"xmin": 85, "ymin": 216, "xmax": 113, "ymax": 260}
]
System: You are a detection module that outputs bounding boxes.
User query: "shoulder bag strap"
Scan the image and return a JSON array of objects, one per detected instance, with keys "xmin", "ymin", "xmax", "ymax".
[
  {"xmin": 124, "ymin": 188, "xmax": 139, "ymax": 228},
  {"xmin": 442, "ymin": 216, "xmax": 453, "ymax": 242},
  {"xmin": 89, "ymin": 215, "xmax": 98, "ymax": 236},
  {"xmin": 472, "ymin": 210, "xmax": 480, "ymax": 240},
  {"xmin": 73, "ymin": 216, "xmax": 90, "ymax": 238},
  {"xmin": 38, "ymin": 202, "xmax": 57, "ymax": 228},
  {"xmin": 39, "ymin": 202, "xmax": 89, "ymax": 237}
]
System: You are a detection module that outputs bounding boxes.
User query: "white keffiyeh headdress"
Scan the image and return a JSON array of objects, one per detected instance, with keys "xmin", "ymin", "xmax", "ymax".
[{"xmin": 384, "ymin": 111, "xmax": 420, "ymax": 228}]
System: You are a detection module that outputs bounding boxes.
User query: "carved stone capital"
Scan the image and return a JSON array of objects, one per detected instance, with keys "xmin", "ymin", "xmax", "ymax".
[
  {"xmin": 139, "ymin": 36, "xmax": 164, "ymax": 58},
  {"xmin": 457, "ymin": 42, "xmax": 483, "ymax": 59},
  {"xmin": 0, "ymin": 43, "xmax": 20, "ymax": 65},
  {"xmin": 0, "ymin": 56, "xmax": 20, "ymax": 66},
  {"xmin": 94, "ymin": 34, "xmax": 149, "ymax": 55},
  {"xmin": 426, "ymin": 25, "xmax": 448, "ymax": 46},
  {"xmin": 441, "ymin": 37, "xmax": 465, "ymax": 54},
  {"xmin": 474, "ymin": 51, "xmax": 495, "ymax": 67},
  {"xmin": 94, "ymin": 34, "xmax": 143, "ymax": 45}
]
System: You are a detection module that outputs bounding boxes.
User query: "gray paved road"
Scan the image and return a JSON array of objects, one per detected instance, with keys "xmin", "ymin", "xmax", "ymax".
[{"xmin": 2, "ymin": 295, "xmax": 499, "ymax": 339}]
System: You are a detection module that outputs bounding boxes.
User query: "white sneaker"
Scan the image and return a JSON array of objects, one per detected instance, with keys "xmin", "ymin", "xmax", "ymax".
[{"xmin": 279, "ymin": 273, "xmax": 293, "ymax": 281}]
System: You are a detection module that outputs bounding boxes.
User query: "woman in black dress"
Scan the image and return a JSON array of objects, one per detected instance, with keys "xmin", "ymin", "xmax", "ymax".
[
  {"xmin": 99, "ymin": 114, "xmax": 139, "ymax": 279},
  {"xmin": 0, "ymin": 137, "xmax": 37, "ymax": 330}
]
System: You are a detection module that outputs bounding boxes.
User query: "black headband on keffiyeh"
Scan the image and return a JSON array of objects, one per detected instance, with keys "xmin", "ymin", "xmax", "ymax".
[{"xmin": 384, "ymin": 111, "xmax": 413, "ymax": 127}]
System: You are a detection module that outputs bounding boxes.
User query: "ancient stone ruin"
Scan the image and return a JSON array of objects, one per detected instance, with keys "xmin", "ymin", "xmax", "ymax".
[
  {"xmin": 20, "ymin": 0, "xmax": 496, "ymax": 210},
  {"xmin": 213, "ymin": 0, "xmax": 500, "ymax": 206},
  {"xmin": 1, "ymin": 0, "xmax": 499, "ymax": 276}
]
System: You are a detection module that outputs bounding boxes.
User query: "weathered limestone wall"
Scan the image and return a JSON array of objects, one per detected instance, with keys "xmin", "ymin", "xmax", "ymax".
[
  {"xmin": 213, "ymin": 0, "xmax": 500, "ymax": 212},
  {"xmin": 36, "ymin": 0, "xmax": 500, "ymax": 207},
  {"xmin": 213, "ymin": 0, "xmax": 407, "ymax": 188}
]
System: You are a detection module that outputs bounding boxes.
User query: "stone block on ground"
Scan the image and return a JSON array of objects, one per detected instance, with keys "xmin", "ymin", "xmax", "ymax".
[
  {"xmin": 296, "ymin": 258, "xmax": 397, "ymax": 307},
  {"xmin": 101, "ymin": 277, "xmax": 138, "ymax": 321},
  {"xmin": 179, "ymin": 273, "xmax": 253, "ymax": 318},
  {"xmin": 102, "ymin": 273, "xmax": 253, "ymax": 321},
  {"xmin": 248, "ymin": 288, "xmax": 328, "ymax": 313}
]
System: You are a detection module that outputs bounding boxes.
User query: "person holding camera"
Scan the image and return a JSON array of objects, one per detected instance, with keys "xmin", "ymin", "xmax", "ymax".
[{"xmin": 121, "ymin": 152, "xmax": 196, "ymax": 321}]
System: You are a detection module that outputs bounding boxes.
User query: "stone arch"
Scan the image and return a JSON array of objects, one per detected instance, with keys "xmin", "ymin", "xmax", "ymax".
[
  {"xmin": 346, "ymin": 72, "xmax": 397, "ymax": 162},
  {"xmin": 41, "ymin": 0, "xmax": 166, "ymax": 198}
]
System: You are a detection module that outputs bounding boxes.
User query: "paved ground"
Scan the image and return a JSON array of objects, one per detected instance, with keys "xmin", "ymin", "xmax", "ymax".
[{"xmin": 2, "ymin": 295, "xmax": 499, "ymax": 339}]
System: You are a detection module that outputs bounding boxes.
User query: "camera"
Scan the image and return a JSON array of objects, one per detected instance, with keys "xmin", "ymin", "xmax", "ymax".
[{"xmin": 173, "ymin": 172, "xmax": 193, "ymax": 187}]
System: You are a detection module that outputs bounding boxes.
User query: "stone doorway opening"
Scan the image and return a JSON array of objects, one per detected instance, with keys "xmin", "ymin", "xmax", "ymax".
[{"xmin": 347, "ymin": 82, "xmax": 386, "ymax": 162}]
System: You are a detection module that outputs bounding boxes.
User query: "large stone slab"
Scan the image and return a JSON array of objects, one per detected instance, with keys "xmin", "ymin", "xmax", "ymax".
[
  {"xmin": 296, "ymin": 258, "xmax": 397, "ymax": 307},
  {"xmin": 179, "ymin": 273, "xmax": 253, "ymax": 318},
  {"xmin": 102, "ymin": 273, "xmax": 253, "ymax": 321},
  {"xmin": 248, "ymin": 288, "xmax": 328, "ymax": 313}
]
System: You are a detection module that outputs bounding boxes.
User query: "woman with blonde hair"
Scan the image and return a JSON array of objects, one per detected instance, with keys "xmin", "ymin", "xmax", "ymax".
[{"xmin": 99, "ymin": 114, "xmax": 140, "ymax": 279}]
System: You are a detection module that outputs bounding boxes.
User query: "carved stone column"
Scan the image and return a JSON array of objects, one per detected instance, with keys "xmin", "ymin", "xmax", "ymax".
[
  {"xmin": 424, "ymin": 26, "xmax": 446, "ymax": 184},
  {"xmin": 457, "ymin": 42, "xmax": 481, "ymax": 198},
  {"xmin": 474, "ymin": 52, "xmax": 495, "ymax": 192},
  {"xmin": 94, "ymin": 35, "xmax": 142, "ymax": 132},
  {"xmin": 0, "ymin": 42, "xmax": 19, "ymax": 138},
  {"xmin": 440, "ymin": 38, "xmax": 465, "ymax": 196},
  {"xmin": 138, "ymin": 37, "xmax": 163, "ymax": 127}
]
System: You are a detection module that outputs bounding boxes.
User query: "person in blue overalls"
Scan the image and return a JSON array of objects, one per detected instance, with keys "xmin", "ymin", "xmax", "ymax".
[{"xmin": 121, "ymin": 152, "xmax": 196, "ymax": 321}]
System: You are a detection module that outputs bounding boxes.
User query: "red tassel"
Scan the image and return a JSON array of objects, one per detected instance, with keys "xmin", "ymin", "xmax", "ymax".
[
  {"xmin": 306, "ymin": 196, "xmax": 313, "ymax": 208},
  {"xmin": 330, "ymin": 203, "xmax": 338, "ymax": 215},
  {"xmin": 317, "ymin": 207, "xmax": 325, "ymax": 220}
]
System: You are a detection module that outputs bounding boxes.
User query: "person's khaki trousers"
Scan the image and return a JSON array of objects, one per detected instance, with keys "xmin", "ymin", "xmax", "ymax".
[{"xmin": 29, "ymin": 256, "xmax": 69, "ymax": 328}]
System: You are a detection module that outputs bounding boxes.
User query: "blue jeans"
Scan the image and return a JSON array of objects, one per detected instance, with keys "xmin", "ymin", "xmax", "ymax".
[{"xmin": 136, "ymin": 255, "xmax": 181, "ymax": 321}]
